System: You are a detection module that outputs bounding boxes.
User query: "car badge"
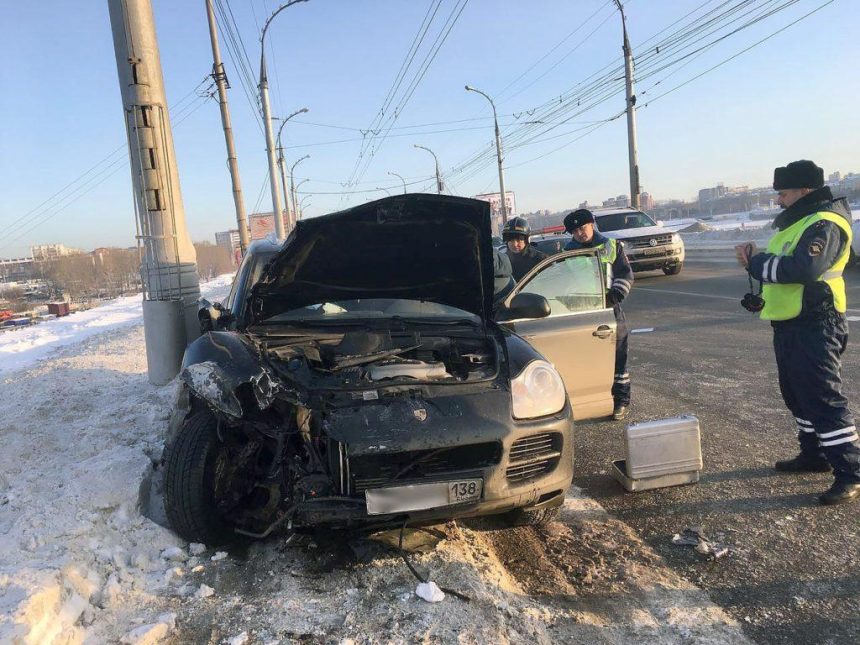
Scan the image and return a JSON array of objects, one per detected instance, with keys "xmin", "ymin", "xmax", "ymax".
[
  {"xmin": 649, "ymin": 238, "xmax": 657, "ymax": 247},
  {"xmin": 413, "ymin": 408, "xmax": 428, "ymax": 422}
]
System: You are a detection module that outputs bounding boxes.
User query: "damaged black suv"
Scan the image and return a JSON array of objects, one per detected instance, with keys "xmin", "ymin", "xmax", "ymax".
[{"xmin": 163, "ymin": 194, "xmax": 576, "ymax": 543}]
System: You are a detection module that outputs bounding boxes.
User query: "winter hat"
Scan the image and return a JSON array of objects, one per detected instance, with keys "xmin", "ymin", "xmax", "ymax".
[
  {"xmin": 773, "ymin": 160, "xmax": 824, "ymax": 190},
  {"xmin": 563, "ymin": 209, "xmax": 595, "ymax": 233}
]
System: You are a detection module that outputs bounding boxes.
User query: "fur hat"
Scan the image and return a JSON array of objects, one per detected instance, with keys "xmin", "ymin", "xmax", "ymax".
[
  {"xmin": 773, "ymin": 160, "xmax": 824, "ymax": 190},
  {"xmin": 563, "ymin": 209, "xmax": 595, "ymax": 233}
]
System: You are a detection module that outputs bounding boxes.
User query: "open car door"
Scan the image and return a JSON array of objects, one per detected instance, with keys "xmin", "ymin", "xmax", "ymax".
[{"xmin": 501, "ymin": 249, "xmax": 616, "ymax": 420}]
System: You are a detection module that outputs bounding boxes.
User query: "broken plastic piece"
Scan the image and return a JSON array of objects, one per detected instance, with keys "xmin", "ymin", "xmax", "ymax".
[{"xmin": 415, "ymin": 581, "xmax": 445, "ymax": 603}]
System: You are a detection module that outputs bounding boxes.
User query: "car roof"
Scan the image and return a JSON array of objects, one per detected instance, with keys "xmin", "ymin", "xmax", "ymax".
[
  {"xmin": 245, "ymin": 238, "xmax": 282, "ymax": 257},
  {"xmin": 590, "ymin": 207, "xmax": 643, "ymax": 216}
]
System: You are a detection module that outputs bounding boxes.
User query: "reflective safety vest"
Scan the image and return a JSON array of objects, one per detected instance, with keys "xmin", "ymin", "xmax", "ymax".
[
  {"xmin": 761, "ymin": 211, "xmax": 852, "ymax": 321},
  {"xmin": 596, "ymin": 238, "xmax": 618, "ymax": 288}
]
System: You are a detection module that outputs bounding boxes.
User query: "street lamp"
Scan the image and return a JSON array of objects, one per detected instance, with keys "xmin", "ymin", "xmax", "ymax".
[
  {"xmin": 299, "ymin": 195, "xmax": 312, "ymax": 218},
  {"xmin": 388, "ymin": 171, "xmax": 407, "ymax": 194},
  {"xmin": 375, "ymin": 186, "xmax": 392, "ymax": 197},
  {"xmin": 289, "ymin": 156, "xmax": 310, "ymax": 219},
  {"xmin": 465, "ymin": 84, "xmax": 508, "ymax": 223},
  {"xmin": 413, "ymin": 144, "xmax": 443, "ymax": 194},
  {"xmin": 276, "ymin": 107, "xmax": 309, "ymax": 232},
  {"xmin": 258, "ymin": 0, "xmax": 309, "ymax": 239}
]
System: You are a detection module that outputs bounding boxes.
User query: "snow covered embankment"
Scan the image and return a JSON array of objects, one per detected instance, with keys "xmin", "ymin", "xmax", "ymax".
[{"xmin": 0, "ymin": 276, "xmax": 232, "ymax": 644}]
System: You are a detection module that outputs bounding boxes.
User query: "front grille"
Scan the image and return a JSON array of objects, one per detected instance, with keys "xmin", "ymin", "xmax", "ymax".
[
  {"xmin": 625, "ymin": 234, "xmax": 673, "ymax": 249},
  {"xmin": 349, "ymin": 442, "xmax": 502, "ymax": 494},
  {"xmin": 506, "ymin": 433, "xmax": 562, "ymax": 483}
]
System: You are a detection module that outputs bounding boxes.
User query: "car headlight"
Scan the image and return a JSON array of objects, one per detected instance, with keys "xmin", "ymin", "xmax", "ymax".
[
  {"xmin": 511, "ymin": 360, "xmax": 566, "ymax": 419},
  {"xmin": 671, "ymin": 232, "xmax": 682, "ymax": 245}
]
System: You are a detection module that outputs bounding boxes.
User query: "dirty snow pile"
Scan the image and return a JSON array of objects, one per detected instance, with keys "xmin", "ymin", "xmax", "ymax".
[
  {"xmin": 0, "ymin": 274, "xmax": 235, "ymax": 378},
  {"xmin": 0, "ymin": 276, "xmax": 231, "ymax": 644}
]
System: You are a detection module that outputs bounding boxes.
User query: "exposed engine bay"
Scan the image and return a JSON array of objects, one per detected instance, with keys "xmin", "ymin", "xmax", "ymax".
[{"xmin": 256, "ymin": 328, "xmax": 498, "ymax": 388}]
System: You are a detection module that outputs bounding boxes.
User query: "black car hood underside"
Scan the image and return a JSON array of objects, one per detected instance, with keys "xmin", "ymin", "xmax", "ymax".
[{"xmin": 250, "ymin": 194, "xmax": 495, "ymax": 322}]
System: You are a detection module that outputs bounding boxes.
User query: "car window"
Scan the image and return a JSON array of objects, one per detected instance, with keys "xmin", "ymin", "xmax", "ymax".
[
  {"xmin": 516, "ymin": 254, "xmax": 605, "ymax": 316},
  {"xmin": 595, "ymin": 211, "xmax": 655, "ymax": 232},
  {"xmin": 223, "ymin": 253, "xmax": 252, "ymax": 311},
  {"xmin": 533, "ymin": 238, "xmax": 565, "ymax": 255}
]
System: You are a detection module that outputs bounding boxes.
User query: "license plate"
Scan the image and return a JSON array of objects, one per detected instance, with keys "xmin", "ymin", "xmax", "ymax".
[
  {"xmin": 641, "ymin": 247, "xmax": 663, "ymax": 256},
  {"xmin": 365, "ymin": 479, "xmax": 483, "ymax": 515}
]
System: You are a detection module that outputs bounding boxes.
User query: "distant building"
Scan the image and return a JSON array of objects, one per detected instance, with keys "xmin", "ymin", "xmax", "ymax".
[
  {"xmin": 829, "ymin": 171, "xmax": 842, "ymax": 183},
  {"xmin": 639, "ymin": 192, "xmax": 654, "ymax": 211},
  {"xmin": 247, "ymin": 212, "xmax": 288, "ymax": 241},
  {"xmin": 473, "ymin": 191, "xmax": 516, "ymax": 235},
  {"xmin": 30, "ymin": 243, "xmax": 83, "ymax": 261},
  {"xmin": 215, "ymin": 230, "xmax": 241, "ymax": 254},
  {"xmin": 602, "ymin": 194, "xmax": 629, "ymax": 208}
]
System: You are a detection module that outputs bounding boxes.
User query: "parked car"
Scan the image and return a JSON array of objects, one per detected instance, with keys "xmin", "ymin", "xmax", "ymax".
[{"xmin": 163, "ymin": 194, "xmax": 616, "ymax": 543}]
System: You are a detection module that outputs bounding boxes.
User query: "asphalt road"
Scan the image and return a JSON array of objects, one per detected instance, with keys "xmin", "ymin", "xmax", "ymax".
[{"xmin": 574, "ymin": 259, "xmax": 860, "ymax": 644}]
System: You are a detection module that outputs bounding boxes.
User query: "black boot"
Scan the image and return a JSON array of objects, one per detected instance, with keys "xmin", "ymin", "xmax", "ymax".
[
  {"xmin": 819, "ymin": 480, "xmax": 860, "ymax": 505},
  {"xmin": 612, "ymin": 404, "xmax": 628, "ymax": 421},
  {"xmin": 774, "ymin": 454, "xmax": 831, "ymax": 473}
]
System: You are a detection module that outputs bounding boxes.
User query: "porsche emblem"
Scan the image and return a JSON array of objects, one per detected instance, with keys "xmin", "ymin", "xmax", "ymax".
[{"xmin": 413, "ymin": 408, "xmax": 428, "ymax": 422}]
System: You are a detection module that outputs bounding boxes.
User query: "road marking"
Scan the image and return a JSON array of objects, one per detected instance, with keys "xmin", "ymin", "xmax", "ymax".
[
  {"xmin": 848, "ymin": 316, "xmax": 860, "ymax": 322},
  {"xmin": 636, "ymin": 287, "xmax": 739, "ymax": 302},
  {"xmin": 631, "ymin": 327, "xmax": 655, "ymax": 334}
]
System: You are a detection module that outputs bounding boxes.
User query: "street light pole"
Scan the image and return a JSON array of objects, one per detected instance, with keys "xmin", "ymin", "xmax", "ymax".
[
  {"xmin": 388, "ymin": 171, "xmax": 407, "ymax": 194},
  {"xmin": 299, "ymin": 194, "xmax": 312, "ymax": 218},
  {"xmin": 258, "ymin": 0, "xmax": 308, "ymax": 239},
  {"xmin": 375, "ymin": 186, "xmax": 391, "ymax": 196},
  {"xmin": 289, "ymin": 155, "xmax": 310, "ymax": 220},
  {"xmin": 276, "ymin": 107, "xmax": 309, "ymax": 233},
  {"xmin": 614, "ymin": 0, "xmax": 640, "ymax": 209},
  {"xmin": 465, "ymin": 84, "xmax": 508, "ymax": 223},
  {"xmin": 205, "ymin": 0, "xmax": 249, "ymax": 253},
  {"xmin": 413, "ymin": 145, "xmax": 443, "ymax": 194}
]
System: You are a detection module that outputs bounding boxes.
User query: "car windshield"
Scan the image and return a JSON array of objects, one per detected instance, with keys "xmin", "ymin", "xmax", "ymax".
[
  {"xmin": 595, "ymin": 211, "xmax": 656, "ymax": 232},
  {"xmin": 532, "ymin": 238, "xmax": 566, "ymax": 255},
  {"xmin": 263, "ymin": 298, "xmax": 480, "ymax": 323}
]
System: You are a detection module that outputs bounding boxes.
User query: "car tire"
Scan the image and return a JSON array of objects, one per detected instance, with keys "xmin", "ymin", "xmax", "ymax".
[
  {"xmin": 663, "ymin": 263, "xmax": 682, "ymax": 275},
  {"xmin": 163, "ymin": 411, "xmax": 234, "ymax": 544},
  {"xmin": 503, "ymin": 506, "xmax": 560, "ymax": 527}
]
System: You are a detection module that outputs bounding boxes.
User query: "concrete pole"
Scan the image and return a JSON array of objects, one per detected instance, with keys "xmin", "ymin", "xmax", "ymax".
[
  {"xmin": 276, "ymin": 107, "xmax": 309, "ymax": 231},
  {"xmin": 108, "ymin": 0, "xmax": 201, "ymax": 385},
  {"xmin": 205, "ymin": 0, "xmax": 249, "ymax": 253},
  {"xmin": 465, "ymin": 85, "xmax": 508, "ymax": 223},
  {"xmin": 414, "ymin": 145, "xmax": 443, "ymax": 194},
  {"xmin": 259, "ymin": 61, "xmax": 285, "ymax": 238},
  {"xmin": 616, "ymin": 0, "xmax": 640, "ymax": 209},
  {"xmin": 388, "ymin": 171, "xmax": 407, "ymax": 194}
]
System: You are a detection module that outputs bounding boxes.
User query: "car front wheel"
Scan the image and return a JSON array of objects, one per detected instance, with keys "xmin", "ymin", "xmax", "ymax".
[
  {"xmin": 663, "ymin": 263, "xmax": 682, "ymax": 275},
  {"xmin": 502, "ymin": 506, "xmax": 560, "ymax": 527},
  {"xmin": 163, "ymin": 411, "xmax": 238, "ymax": 544}
]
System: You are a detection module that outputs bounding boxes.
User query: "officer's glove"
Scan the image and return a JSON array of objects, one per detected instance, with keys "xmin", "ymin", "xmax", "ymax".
[{"xmin": 606, "ymin": 289, "xmax": 623, "ymax": 306}]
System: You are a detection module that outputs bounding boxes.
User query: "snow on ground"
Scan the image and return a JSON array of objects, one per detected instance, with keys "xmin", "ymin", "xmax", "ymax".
[
  {"xmin": 0, "ymin": 271, "xmax": 749, "ymax": 644},
  {"xmin": 0, "ymin": 274, "xmax": 234, "ymax": 378}
]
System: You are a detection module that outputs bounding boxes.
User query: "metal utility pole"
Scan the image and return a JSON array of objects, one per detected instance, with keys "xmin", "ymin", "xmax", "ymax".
[
  {"xmin": 276, "ymin": 107, "xmax": 309, "ymax": 233},
  {"xmin": 293, "ymin": 179, "xmax": 309, "ymax": 218},
  {"xmin": 205, "ymin": 0, "xmax": 249, "ymax": 253},
  {"xmin": 299, "ymin": 194, "xmax": 311, "ymax": 218},
  {"xmin": 615, "ymin": 0, "xmax": 640, "ymax": 209},
  {"xmin": 108, "ymin": 0, "xmax": 201, "ymax": 385},
  {"xmin": 465, "ymin": 84, "xmax": 508, "ymax": 223},
  {"xmin": 388, "ymin": 171, "xmax": 407, "ymax": 194},
  {"xmin": 289, "ymin": 155, "xmax": 310, "ymax": 220},
  {"xmin": 414, "ymin": 144, "xmax": 443, "ymax": 194},
  {"xmin": 259, "ymin": 1, "xmax": 308, "ymax": 239},
  {"xmin": 375, "ymin": 186, "xmax": 392, "ymax": 197}
]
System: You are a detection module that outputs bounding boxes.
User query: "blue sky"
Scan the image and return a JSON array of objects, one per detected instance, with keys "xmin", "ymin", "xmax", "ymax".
[{"xmin": 1, "ymin": 0, "xmax": 858, "ymax": 257}]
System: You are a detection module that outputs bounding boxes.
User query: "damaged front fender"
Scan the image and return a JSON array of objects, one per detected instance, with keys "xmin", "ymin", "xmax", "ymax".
[{"xmin": 180, "ymin": 332, "xmax": 284, "ymax": 421}]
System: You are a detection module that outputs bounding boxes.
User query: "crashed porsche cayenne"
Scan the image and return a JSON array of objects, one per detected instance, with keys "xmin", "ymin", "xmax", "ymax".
[{"xmin": 163, "ymin": 194, "xmax": 574, "ymax": 543}]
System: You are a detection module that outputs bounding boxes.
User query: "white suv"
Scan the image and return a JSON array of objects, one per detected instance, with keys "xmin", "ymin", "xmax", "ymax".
[{"xmin": 591, "ymin": 207, "xmax": 685, "ymax": 275}]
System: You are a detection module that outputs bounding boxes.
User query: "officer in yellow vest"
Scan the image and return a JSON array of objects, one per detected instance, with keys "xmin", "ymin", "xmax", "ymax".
[{"xmin": 737, "ymin": 160, "xmax": 860, "ymax": 505}]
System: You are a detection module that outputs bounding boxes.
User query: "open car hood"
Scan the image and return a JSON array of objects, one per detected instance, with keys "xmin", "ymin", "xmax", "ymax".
[{"xmin": 250, "ymin": 194, "xmax": 495, "ymax": 323}]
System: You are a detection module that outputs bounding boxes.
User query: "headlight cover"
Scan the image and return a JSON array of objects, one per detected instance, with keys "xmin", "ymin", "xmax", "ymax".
[
  {"xmin": 511, "ymin": 360, "xmax": 566, "ymax": 419},
  {"xmin": 671, "ymin": 232, "xmax": 682, "ymax": 245}
]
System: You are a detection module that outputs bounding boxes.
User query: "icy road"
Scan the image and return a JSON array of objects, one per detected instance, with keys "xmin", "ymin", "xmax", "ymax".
[{"xmin": 0, "ymin": 274, "xmax": 749, "ymax": 644}]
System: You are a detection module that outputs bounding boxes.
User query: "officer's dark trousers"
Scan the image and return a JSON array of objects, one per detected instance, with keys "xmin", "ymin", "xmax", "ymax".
[
  {"xmin": 613, "ymin": 304, "xmax": 631, "ymax": 406},
  {"xmin": 773, "ymin": 313, "xmax": 860, "ymax": 483}
]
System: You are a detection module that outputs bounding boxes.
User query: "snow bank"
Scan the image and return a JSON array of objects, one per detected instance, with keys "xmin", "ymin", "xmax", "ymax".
[{"xmin": 0, "ymin": 274, "xmax": 234, "ymax": 377}]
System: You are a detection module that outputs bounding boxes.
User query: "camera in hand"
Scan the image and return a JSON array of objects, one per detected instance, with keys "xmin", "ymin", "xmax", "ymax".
[{"xmin": 741, "ymin": 292, "xmax": 765, "ymax": 312}]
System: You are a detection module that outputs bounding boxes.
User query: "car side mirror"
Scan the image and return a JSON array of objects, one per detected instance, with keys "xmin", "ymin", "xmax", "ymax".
[
  {"xmin": 198, "ymin": 298, "xmax": 231, "ymax": 333},
  {"xmin": 496, "ymin": 292, "xmax": 551, "ymax": 322}
]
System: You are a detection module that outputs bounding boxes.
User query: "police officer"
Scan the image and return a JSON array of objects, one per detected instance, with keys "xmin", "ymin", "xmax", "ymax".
[
  {"xmin": 737, "ymin": 160, "xmax": 860, "ymax": 505},
  {"xmin": 503, "ymin": 217, "xmax": 547, "ymax": 281},
  {"xmin": 564, "ymin": 209, "xmax": 634, "ymax": 420}
]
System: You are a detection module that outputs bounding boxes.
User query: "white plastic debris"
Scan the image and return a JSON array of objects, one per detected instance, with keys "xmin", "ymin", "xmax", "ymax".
[
  {"xmin": 228, "ymin": 632, "xmax": 249, "ymax": 645},
  {"xmin": 210, "ymin": 551, "xmax": 228, "ymax": 562},
  {"xmin": 189, "ymin": 542, "xmax": 206, "ymax": 556},
  {"xmin": 415, "ymin": 581, "xmax": 445, "ymax": 603},
  {"xmin": 196, "ymin": 584, "xmax": 215, "ymax": 599}
]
